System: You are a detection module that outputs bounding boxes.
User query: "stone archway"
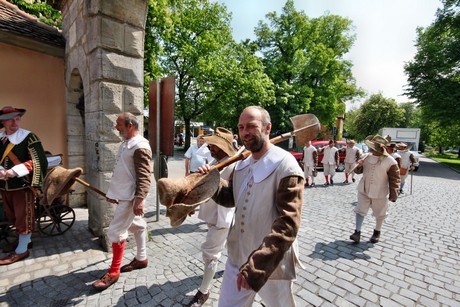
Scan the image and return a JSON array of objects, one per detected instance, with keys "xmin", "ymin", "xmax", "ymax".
[
  {"xmin": 50, "ymin": 0, "xmax": 149, "ymax": 250},
  {"xmin": 67, "ymin": 68, "xmax": 86, "ymax": 207}
]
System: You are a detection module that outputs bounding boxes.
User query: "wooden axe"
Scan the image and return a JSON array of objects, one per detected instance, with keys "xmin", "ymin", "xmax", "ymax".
[
  {"xmin": 212, "ymin": 113, "xmax": 321, "ymax": 171},
  {"xmin": 73, "ymin": 177, "xmax": 119, "ymax": 204},
  {"xmin": 157, "ymin": 113, "xmax": 321, "ymax": 226}
]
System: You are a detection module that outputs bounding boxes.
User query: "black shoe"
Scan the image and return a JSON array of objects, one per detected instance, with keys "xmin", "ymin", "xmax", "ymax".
[
  {"xmin": 323, "ymin": 182, "xmax": 329, "ymax": 186},
  {"xmin": 310, "ymin": 183, "xmax": 315, "ymax": 187},
  {"xmin": 350, "ymin": 230, "xmax": 361, "ymax": 243},
  {"xmin": 370, "ymin": 230, "xmax": 381, "ymax": 243},
  {"xmin": 343, "ymin": 180, "xmax": 349, "ymax": 184},
  {"xmin": 400, "ymin": 189, "xmax": 404, "ymax": 194},
  {"xmin": 330, "ymin": 178, "xmax": 334, "ymax": 185},
  {"xmin": 352, "ymin": 178, "xmax": 356, "ymax": 183},
  {"xmin": 189, "ymin": 290, "xmax": 209, "ymax": 307}
]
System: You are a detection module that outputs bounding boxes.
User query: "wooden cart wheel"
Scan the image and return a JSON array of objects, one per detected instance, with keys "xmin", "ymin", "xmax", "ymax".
[{"xmin": 37, "ymin": 204, "xmax": 75, "ymax": 236}]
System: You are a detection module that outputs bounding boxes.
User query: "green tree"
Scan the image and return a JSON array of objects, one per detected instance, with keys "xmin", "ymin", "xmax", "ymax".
[
  {"xmin": 352, "ymin": 93, "xmax": 405, "ymax": 140},
  {"xmin": 404, "ymin": 0, "xmax": 460, "ymax": 127},
  {"xmin": 399, "ymin": 102, "xmax": 417, "ymax": 128},
  {"xmin": 199, "ymin": 40, "xmax": 275, "ymax": 130},
  {"xmin": 255, "ymin": 0, "xmax": 363, "ymax": 132},
  {"xmin": 343, "ymin": 108, "xmax": 361, "ymax": 141},
  {"xmin": 146, "ymin": 0, "xmax": 274, "ymax": 148},
  {"xmin": 427, "ymin": 121, "xmax": 460, "ymax": 155},
  {"xmin": 9, "ymin": 0, "xmax": 62, "ymax": 29}
]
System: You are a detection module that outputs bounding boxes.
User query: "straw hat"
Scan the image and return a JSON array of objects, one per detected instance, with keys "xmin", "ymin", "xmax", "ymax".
[
  {"xmin": 0, "ymin": 106, "xmax": 26, "ymax": 128},
  {"xmin": 347, "ymin": 139, "xmax": 356, "ymax": 145},
  {"xmin": 396, "ymin": 142, "xmax": 408, "ymax": 150},
  {"xmin": 387, "ymin": 142, "xmax": 397, "ymax": 149},
  {"xmin": 203, "ymin": 127, "xmax": 236, "ymax": 157},
  {"xmin": 40, "ymin": 166, "xmax": 83, "ymax": 205},
  {"xmin": 157, "ymin": 169, "xmax": 221, "ymax": 227},
  {"xmin": 364, "ymin": 134, "xmax": 389, "ymax": 156},
  {"xmin": 384, "ymin": 135, "xmax": 396, "ymax": 148}
]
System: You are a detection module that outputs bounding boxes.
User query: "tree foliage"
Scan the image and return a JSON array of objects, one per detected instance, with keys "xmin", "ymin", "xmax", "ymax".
[
  {"xmin": 145, "ymin": 0, "xmax": 274, "ymax": 148},
  {"xmin": 404, "ymin": 0, "xmax": 460, "ymax": 127},
  {"xmin": 9, "ymin": 0, "xmax": 62, "ymax": 29},
  {"xmin": 352, "ymin": 93, "xmax": 405, "ymax": 140},
  {"xmin": 426, "ymin": 120, "xmax": 460, "ymax": 152},
  {"xmin": 343, "ymin": 108, "xmax": 361, "ymax": 141},
  {"xmin": 255, "ymin": 0, "xmax": 363, "ymax": 132}
]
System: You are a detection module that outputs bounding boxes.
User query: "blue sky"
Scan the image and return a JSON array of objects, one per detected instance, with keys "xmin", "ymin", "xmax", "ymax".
[{"xmin": 217, "ymin": 0, "xmax": 441, "ymax": 110}]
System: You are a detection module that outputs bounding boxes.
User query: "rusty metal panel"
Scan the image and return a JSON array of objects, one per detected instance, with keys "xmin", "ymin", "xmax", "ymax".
[{"xmin": 149, "ymin": 76, "xmax": 175, "ymax": 156}]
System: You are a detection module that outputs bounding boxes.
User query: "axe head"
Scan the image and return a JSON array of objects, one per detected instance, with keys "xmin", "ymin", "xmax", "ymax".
[{"xmin": 290, "ymin": 114, "xmax": 321, "ymax": 145}]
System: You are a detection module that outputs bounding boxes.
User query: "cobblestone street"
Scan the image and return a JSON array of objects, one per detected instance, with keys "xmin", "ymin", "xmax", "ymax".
[{"xmin": 0, "ymin": 152, "xmax": 459, "ymax": 306}]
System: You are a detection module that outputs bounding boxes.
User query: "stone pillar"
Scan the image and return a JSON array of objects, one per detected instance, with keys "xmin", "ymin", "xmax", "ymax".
[{"xmin": 59, "ymin": 0, "xmax": 148, "ymax": 250}]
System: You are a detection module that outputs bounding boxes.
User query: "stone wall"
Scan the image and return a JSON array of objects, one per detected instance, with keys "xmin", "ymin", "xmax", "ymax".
[{"xmin": 60, "ymin": 0, "xmax": 148, "ymax": 250}]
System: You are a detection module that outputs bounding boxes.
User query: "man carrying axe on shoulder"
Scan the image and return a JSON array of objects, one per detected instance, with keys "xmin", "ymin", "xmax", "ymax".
[
  {"xmin": 188, "ymin": 127, "xmax": 236, "ymax": 307},
  {"xmin": 198, "ymin": 106, "xmax": 304, "ymax": 306}
]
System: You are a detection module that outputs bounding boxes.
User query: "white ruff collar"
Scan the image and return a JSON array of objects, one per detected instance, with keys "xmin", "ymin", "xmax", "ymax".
[
  {"xmin": 124, "ymin": 134, "xmax": 146, "ymax": 149},
  {"xmin": 0, "ymin": 128, "xmax": 31, "ymax": 144},
  {"xmin": 235, "ymin": 145, "xmax": 284, "ymax": 183}
]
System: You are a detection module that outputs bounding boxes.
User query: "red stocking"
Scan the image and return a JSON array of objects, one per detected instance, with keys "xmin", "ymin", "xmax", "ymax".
[{"xmin": 109, "ymin": 241, "xmax": 126, "ymax": 275}]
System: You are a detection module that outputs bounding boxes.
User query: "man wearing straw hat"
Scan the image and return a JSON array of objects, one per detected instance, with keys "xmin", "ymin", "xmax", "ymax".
[
  {"xmin": 396, "ymin": 142, "xmax": 416, "ymax": 194},
  {"xmin": 92, "ymin": 112, "xmax": 152, "ymax": 290},
  {"xmin": 386, "ymin": 142, "xmax": 402, "ymax": 169},
  {"xmin": 349, "ymin": 135, "xmax": 400, "ymax": 244},
  {"xmin": 0, "ymin": 106, "xmax": 48, "ymax": 265},
  {"xmin": 199, "ymin": 106, "xmax": 304, "ymax": 306},
  {"xmin": 189, "ymin": 127, "xmax": 236, "ymax": 306}
]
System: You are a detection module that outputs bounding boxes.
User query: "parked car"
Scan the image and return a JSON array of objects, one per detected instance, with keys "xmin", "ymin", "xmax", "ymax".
[
  {"xmin": 355, "ymin": 143, "xmax": 369, "ymax": 153},
  {"xmin": 289, "ymin": 147, "xmax": 303, "ymax": 163}
]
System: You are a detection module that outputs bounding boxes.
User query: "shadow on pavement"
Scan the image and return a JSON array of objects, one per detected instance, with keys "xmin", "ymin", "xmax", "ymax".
[{"xmin": 308, "ymin": 240, "xmax": 372, "ymax": 261}]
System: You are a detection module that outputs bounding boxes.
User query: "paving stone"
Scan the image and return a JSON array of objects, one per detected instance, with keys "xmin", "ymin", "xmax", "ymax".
[{"xmin": 0, "ymin": 155, "xmax": 458, "ymax": 305}]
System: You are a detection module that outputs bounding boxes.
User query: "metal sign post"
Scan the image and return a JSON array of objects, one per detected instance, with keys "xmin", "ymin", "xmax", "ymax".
[{"xmin": 155, "ymin": 79, "xmax": 161, "ymax": 221}]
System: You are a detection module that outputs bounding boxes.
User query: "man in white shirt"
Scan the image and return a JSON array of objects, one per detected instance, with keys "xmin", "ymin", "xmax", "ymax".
[
  {"xmin": 189, "ymin": 128, "xmax": 236, "ymax": 306},
  {"xmin": 342, "ymin": 139, "xmax": 361, "ymax": 184},
  {"xmin": 319, "ymin": 140, "xmax": 339, "ymax": 186},
  {"xmin": 302, "ymin": 140, "xmax": 318, "ymax": 187},
  {"xmin": 92, "ymin": 112, "xmax": 152, "ymax": 290},
  {"xmin": 396, "ymin": 142, "xmax": 416, "ymax": 194},
  {"xmin": 185, "ymin": 135, "xmax": 206, "ymax": 175}
]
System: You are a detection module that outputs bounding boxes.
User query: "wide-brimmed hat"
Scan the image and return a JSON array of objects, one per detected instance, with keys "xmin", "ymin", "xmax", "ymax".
[
  {"xmin": 203, "ymin": 127, "xmax": 236, "ymax": 157},
  {"xmin": 347, "ymin": 139, "xmax": 356, "ymax": 145},
  {"xmin": 364, "ymin": 134, "xmax": 389, "ymax": 156},
  {"xmin": 396, "ymin": 142, "xmax": 408, "ymax": 149},
  {"xmin": 40, "ymin": 166, "xmax": 83, "ymax": 205},
  {"xmin": 0, "ymin": 106, "xmax": 26, "ymax": 128},
  {"xmin": 387, "ymin": 142, "xmax": 397, "ymax": 149}
]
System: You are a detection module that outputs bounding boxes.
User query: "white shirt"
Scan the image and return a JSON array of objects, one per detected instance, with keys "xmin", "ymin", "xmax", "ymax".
[{"xmin": 302, "ymin": 145, "xmax": 317, "ymax": 167}]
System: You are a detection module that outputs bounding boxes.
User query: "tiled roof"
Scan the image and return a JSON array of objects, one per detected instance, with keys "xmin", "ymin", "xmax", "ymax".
[{"xmin": 0, "ymin": 0, "xmax": 65, "ymax": 47}]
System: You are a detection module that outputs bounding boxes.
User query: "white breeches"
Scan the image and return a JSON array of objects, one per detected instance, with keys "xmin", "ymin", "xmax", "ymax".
[{"xmin": 218, "ymin": 260, "xmax": 296, "ymax": 307}]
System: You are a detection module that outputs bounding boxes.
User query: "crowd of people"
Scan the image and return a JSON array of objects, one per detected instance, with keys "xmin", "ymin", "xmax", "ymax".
[{"xmin": 0, "ymin": 104, "xmax": 419, "ymax": 306}]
